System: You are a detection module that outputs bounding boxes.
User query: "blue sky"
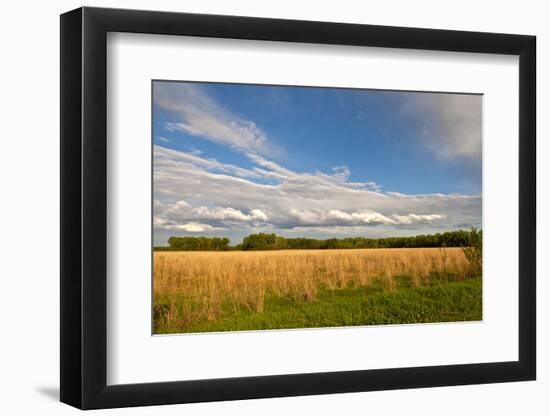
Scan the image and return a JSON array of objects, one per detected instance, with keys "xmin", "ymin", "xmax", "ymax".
[{"xmin": 153, "ymin": 80, "xmax": 482, "ymax": 245}]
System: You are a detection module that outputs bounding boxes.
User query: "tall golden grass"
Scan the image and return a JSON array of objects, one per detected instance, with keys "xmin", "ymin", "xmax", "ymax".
[{"xmin": 154, "ymin": 248, "xmax": 474, "ymax": 330}]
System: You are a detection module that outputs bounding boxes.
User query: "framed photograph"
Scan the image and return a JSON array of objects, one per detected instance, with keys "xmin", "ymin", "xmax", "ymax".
[{"xmin": 60, "ymin": 7, "xmax": 536, "ymax": 409}]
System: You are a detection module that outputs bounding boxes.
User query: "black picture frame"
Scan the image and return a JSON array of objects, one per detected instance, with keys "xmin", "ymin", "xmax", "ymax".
[{"xmin": 60, "ymin": 6, "xmax": 536, "ymax": 410}]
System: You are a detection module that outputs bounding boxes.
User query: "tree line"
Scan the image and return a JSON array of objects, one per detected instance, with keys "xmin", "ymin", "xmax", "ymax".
[
  {"xmin": 154, "ymin": 229, "xmax": 482, "ymax": 251},
  {"xmin": 162, "ymin": 236, "xmax": 231, "ymax": 251}
]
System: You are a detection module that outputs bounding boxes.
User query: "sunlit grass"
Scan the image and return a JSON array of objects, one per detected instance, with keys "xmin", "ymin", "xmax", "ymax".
[{"xmin": 153, "ymin": 248, "xmax": 481, "ymax": 334}]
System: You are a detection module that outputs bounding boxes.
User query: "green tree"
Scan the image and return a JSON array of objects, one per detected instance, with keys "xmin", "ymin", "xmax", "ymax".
[{"xmin": 167, "ymin": 236, "xmax": 231, "ymax": 251}]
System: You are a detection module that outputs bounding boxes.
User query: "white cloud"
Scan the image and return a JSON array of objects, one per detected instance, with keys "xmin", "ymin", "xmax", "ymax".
[
  {"xmin": 177, "ymin": 223, "xmax": 218, "ymax": 232},
  {"xmin": 326, "ymin": 209, "xmax": 353, "ymax": 222},
  {"xmin": 156, "ymin": 222, "xmax": 221, "ymax": 233},
  {"xmin": 399, "ymin": 93, "xmax": 482, "ymax": 160},
  {"xmin": 194, "ymin": 206, "xmax": 268, "ymax": 222},
  {"xmin": 153, "ymin": 145, "xmax": 480, "ymax": 242},
  {"xmin": 155, "ymin": 145, "xmax": 260, "ymax": 179},
  {"xmin": 351, "ymin": 210, "xmax": 397, "ymax": 225},
  {"xmin": 392, "ymin": 213, "xmax": 447, "ymax": 225},
  {"xmin": 154, "ymin": 82, "xmax": 274, "ymax": 155},
  {"xmin": 250, "ymin": 209, "xmax": 269, "ymax": 221},
  {"xmin": 288, "ymin": 208, "xmax": 446, "ymax": 227},
  {"xmin": 154, "ymin": 197, "xmax": 270, "ymax": 228}
]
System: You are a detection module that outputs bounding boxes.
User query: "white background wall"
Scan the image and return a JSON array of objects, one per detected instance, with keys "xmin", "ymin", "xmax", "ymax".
[{"xmin": 0, "ymin": 0, "xmax": 546, "ymax": 415}]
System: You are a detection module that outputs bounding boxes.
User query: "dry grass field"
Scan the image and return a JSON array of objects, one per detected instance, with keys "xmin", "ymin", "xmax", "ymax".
[{"xmin": 153, "ymin": 248, "xmax": 481, "ymax": 333}]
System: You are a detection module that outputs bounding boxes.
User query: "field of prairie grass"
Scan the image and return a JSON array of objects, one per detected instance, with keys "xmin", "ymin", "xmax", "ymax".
[{"xmin": 153, "ymin": 248, "xmax": 482, "ymax": 334}]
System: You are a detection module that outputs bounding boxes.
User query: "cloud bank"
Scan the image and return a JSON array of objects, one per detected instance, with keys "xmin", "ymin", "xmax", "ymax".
[{"xmin": 154, "ymin": 145, "xmax": 480, "ymax": 242}]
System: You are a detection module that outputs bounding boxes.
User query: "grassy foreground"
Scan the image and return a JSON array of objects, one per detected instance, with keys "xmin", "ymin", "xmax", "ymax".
[{"xmin": 154, "ymin": 276, "xmax": 482, "ymax": 334}]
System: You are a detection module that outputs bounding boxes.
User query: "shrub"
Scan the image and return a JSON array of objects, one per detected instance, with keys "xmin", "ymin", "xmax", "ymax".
[{"xmin": 462, "ymin": 228, "xmax": 482, "ymax": 275}]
